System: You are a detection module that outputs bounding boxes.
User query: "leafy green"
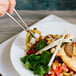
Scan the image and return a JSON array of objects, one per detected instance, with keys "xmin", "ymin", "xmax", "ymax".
[
  {"xmin": 21, "ymin": 51, "xmax": 51, "ymax": 75},
  {"xmin": 35, "ymin": 40, "xmax": 47, "ymax": 51}
]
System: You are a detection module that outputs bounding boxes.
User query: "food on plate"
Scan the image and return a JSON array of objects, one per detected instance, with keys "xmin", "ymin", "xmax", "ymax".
[
  {"xmin": 64, "ymin": 42, "xmax": 76, "ymax": 57},
  {"xmin": 57, "ymin": 44, "xmax": 76, "ymax": 72},
  {"xmin": 21, "ymin": 28, "xmax": 76, "ymax": 76},
  {"xmin": 64, "ymin": 42, "xmax": 73, "ymax": 57},
  {"xmin": 26, "ymin": 28, "xmax": 42, "ymax": 51},
  {"xmin": 73, "ymin": 42, "xmax": 76, "ymax": 56}
]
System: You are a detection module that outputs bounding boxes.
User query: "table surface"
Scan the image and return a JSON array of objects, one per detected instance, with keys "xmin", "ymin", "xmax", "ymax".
[{"xmin": 0, "ymin": 10, "xmax": 76, "ymax": 43}]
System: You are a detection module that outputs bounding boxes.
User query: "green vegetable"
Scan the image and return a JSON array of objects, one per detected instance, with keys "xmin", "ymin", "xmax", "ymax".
[
  {"xmin": 40, "ymin": 51, "xmax": 51, "ymax": 65},
  {"xmin": 21, "ymin": 56, "xmax": 27, "ymax": 64},
  {"xmin": 28, "ymin": 28, "xmax": 37, "ymax": 42},
  {"xmin": 21, "ymin": 51, "xmax": 51, "ymax": 75},
  {"xmin": 28, "ymin": 32, "xmax": 36, "ymax": 42},
  {"xmin": 70, "ymin": 39, "xmax": 72, "ymax": 41},
  {"xmin": 21, "ymin": 54, "xmax": 35, "ymax": 64},
  {"xmin": 35, "ymin": 40, "xmax": 47, "ymax": 51},
  {"xmin": 34, "ymin": 55, "xmax": 41, "ymax": 61},
  {"xmin": 34, "ymin": 65, "xmax": 49, "ymax": 75},
  {"xmin": 29, "ymin": 55, "xmax": 41, "ymax": 69},
  {"xmin": 28, "ymin": 35, "xmax": 32, "ymax": 42},
  {"xmin": 25, "ymin": 61, "xmax": 31, "ymax": 69},
  {"xmin": 34, "ymin": 28, "xmax": 37, "ymax": 30},
  {"xmin": 30, "ymin": 60, "xmax": 40, "ymax": 69}
]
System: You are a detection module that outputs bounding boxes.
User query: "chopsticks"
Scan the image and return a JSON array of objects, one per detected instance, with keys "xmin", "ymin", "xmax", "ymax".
[
  {"xmin": 48, "ymin": 29, "xmax": 67, "ymax": 64},
  {"xmin": 48, "ymin": 27, "xmax": 68, "ymax": 74},
  {"xmin": 5, "ymin": 9, "xmax": 36, "ymax": 38}
]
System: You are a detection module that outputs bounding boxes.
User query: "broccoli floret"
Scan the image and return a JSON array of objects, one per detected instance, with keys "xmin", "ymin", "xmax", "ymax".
[
  {"xmin": 25, "ymin": 61, "xmax": 31, "ymax": 69},
  {"xmin": 21, "ymin": 51, "xmax": 51, "ymax": 75},
  {"xmin": 21, "ymin": 56, "xmax": 27, "ymax": 64},
  {"xmin": 40, "ymin": 51, "xmax": 51, "ymax": 65},
  {"xmin": 34, "ymin": 65, "xmax": 49, "ymax": 75}
]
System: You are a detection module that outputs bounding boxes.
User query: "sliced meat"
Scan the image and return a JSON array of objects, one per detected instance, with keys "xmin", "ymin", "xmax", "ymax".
[
  {"xmin": 73, "ymin": 42, "xmax": 76, "ymax": 56},
  {"xmin": 64, "ymin": 42, "xmax": 73, "ymax": 57},
  {"xmin": 57, "ymin": 47, "xmax": 76, "ymax": 72}
]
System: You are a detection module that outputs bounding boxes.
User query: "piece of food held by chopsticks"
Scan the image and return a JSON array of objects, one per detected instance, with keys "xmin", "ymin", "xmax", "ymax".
[
  {"xmin": 26, "ymin": 28, "xmax": 42, "ymax": 51},
  {"xmin": 21, "ymin": 28, "xmax": 76, "ymax": 76}
]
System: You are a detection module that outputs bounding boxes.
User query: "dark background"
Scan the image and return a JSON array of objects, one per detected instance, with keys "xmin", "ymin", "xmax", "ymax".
[{"xmin": 16, "ymin": 0, "xmax": 76, "ymax": 10}]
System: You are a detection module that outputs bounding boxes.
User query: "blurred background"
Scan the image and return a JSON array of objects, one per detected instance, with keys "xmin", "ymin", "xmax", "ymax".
[
  {"xmin": 0, "ymin": 0, "xmax": 76, "ymax": 43},
  {"xmin": 16, "ymin": 0, "xmax": 76, "ymax": 10}
]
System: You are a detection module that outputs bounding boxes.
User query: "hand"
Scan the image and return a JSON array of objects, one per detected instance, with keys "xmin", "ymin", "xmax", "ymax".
[{"xmin": 0, "ymin": 0, "xmax": 16, "ymax": 17}]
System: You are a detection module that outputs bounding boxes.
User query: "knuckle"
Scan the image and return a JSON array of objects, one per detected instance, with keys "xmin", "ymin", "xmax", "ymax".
[{"xmin": 0, "ymin": 6, "xmax": 7, "ymax": 13}]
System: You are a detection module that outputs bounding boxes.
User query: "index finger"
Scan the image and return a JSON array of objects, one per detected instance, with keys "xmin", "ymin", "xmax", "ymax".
[{"xmin": 8, "ymin": 0, "xmax": 16, "ymax": 14}]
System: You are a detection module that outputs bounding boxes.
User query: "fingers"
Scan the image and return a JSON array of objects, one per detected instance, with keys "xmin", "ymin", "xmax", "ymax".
[
  {"xmin": 0, "ymin": 0, "xmax": 9, "ymax": 17},
  {"xmin": 0, "ymin": 0, "xmax": 16, "ymax": 17},
  {"xmin": 0, "ymin": 6, "xmax": 6, "ymax": 17},
  {"xmin": 8, "ymin": 0, "xmax": 16, "ymax": 14}
]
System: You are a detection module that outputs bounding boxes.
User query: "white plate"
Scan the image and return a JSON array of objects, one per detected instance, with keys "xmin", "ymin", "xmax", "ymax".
[{"xmin": 10, "ymin": 22, "xmax": 76, "ymax": 76}]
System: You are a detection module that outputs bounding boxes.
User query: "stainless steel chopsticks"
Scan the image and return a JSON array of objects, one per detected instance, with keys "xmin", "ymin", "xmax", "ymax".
[
  {"xmin": 5, "ymin": 9, "xmax": 36, "ymax": 38},
  {"xmin": 13, "ymin": 9, "xmax": 28, "ymax": 29}
]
